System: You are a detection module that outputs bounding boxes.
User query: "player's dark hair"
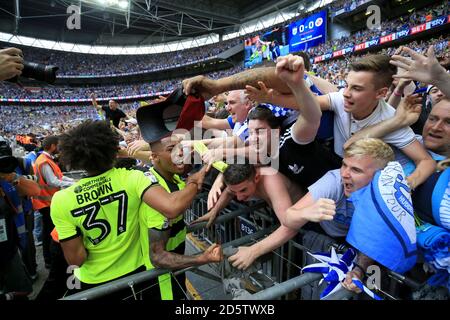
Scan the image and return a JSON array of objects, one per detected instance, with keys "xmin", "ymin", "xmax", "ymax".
[{"xmin": 59, "ymin": 120, "xmax": 120, "ymax": 174}]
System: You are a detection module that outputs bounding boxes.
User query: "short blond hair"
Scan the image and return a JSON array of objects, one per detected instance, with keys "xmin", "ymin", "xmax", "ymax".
[{"xmin": 344, "ymin": 138, "xmax": 395, "ymax": 169}]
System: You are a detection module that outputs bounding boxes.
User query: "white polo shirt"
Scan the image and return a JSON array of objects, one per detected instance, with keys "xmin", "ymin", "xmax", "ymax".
[{"xmin": 328, "ymin": 91, "xmax": 416, "ymax": 157}]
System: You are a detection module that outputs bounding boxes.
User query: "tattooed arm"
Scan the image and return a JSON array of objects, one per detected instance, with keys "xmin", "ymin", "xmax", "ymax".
[{"xmin": 148, "ymin": 228, "xmax": 222, "ymax": 270}]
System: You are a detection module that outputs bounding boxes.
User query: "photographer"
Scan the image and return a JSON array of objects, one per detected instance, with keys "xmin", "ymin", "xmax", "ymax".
[{"xmin": 0, "ymin": 48, "xmax": 23, "ymax": 81}]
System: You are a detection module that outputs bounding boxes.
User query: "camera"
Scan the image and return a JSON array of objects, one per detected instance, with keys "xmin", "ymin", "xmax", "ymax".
[
  {"xmin": 0, "ymin": 138, "xmax": 18, "ymax": 174},
  {"xmin": 8, "ymin": 61, "xmax": 59, "ymax": 84}
]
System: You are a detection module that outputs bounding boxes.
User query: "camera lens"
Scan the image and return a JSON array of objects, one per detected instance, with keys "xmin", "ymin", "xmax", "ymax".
[{"xmin": 21, "ymin": 61, "xmax": 59, "ymax": 84}]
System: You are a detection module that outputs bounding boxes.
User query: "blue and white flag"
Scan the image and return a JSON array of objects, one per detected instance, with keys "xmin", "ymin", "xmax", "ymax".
[
  {"xmin": 302, "ymin": 247, "xmax": 382, "ymax": 300},
  {"xmin": 432, "ymin": 168, "xmax": 450, "ymax": 230},
  {"xmin": 346, "ymin": 161, "xmax": 417, "ymax": 274}
]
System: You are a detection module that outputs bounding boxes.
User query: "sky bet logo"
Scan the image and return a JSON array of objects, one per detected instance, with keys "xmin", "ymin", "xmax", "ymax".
[{"xmin": 430, "ymin": 17, "xmax": 446, "ymax": 27}]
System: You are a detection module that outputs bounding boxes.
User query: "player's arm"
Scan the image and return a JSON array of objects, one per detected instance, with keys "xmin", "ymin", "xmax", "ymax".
[
  {"xmin": 60, "ymin": 236, "xmax": 88, "ymax": 267},
  {"xmin": 149, "ymin": 228, "xmax": 222, "ymax": 269},
  {"xmin": 141, "ymin": 167, "xmax": 207, "ymax": 219}
]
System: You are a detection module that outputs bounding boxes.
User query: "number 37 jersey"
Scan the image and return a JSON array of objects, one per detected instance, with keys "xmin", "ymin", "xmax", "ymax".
[{"xmin": 51, "ymin": 167, "xmax": 154, "ymax": 284}]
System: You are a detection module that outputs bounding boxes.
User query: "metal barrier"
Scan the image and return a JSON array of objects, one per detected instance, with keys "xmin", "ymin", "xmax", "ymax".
[
  {"xmin": 237, "ymin": 273, "xmax": 322, "ymax": 300},
  {"xmin": 60, "ymin": 223, "xmax": 276, "ymax": 300},
  {"xmin": 60, "ymin": 191, "xmax": 428, "ymax": 301}
]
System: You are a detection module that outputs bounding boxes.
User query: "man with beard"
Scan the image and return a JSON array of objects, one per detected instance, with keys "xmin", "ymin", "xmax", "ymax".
[
  {"xmin": 31, "ymin": 135, "xmax": 74, "ymax": 269},
  {"xmin": 140, "ymin": 134, "xmax": 223, "ymax": 300}
]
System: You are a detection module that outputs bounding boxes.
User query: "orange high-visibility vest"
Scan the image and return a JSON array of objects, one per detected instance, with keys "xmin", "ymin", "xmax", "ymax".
[{"xmin": 32, "ymin": 153, "xmax": 63, "ymax": 210}]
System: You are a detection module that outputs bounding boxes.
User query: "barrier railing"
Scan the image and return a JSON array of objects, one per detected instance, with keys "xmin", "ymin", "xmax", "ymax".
[{"xmin": 60, "ymin": 191, "xmax": 428, "ymax": 301}]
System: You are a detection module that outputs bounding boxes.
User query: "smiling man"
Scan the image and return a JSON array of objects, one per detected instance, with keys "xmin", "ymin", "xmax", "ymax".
[
  {"xmin": 139, "ymin": 134, "xmax": 223, "ymax": 300},
  {"xmin": 197, "ymin": 90, "xmax": 253, "ymax": 142},
  {"xmin": 422, "ymin": 98, "xmax": 450, "ymax": 157}
]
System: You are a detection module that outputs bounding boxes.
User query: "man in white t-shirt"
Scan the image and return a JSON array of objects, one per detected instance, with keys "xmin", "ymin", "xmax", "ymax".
[
  {"xmin": 313, "ymin": 54, "xmax": 435, "ymax": 189},
  {"xmin": 284, "ymin": 138, "xmax": 395, "ymax": 293},
  {"xmin": 342, "ymin": 96, "xmax": 449, "ymax": 174}
]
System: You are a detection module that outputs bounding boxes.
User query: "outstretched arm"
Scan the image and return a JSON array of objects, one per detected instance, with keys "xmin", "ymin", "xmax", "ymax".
[
  {"xmin": 228, "ymin": 226, "xmax": 297, "ymax": 270},
  {"xmin": 285, "ymin": 192, "xmax": 335, "ymax": 229},
  {"xmin": 390, "ymin": 45, "xmax": 450, "ymax": 97},
  {"xmin": 149, "ymin": 229, "xmax": 222, "ymax": 269},
  {"xmin": 191, "ymin": 188, "xmax": 234, "ymax": 228},
  {"xmin": 183, "ymin": 67, "xmax": 292, "ymax": 100}
]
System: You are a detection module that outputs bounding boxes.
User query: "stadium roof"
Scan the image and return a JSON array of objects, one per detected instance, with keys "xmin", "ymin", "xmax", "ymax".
[{"xmin": 0, "ymin": 0, "xmax": 316, "ymax": 47}]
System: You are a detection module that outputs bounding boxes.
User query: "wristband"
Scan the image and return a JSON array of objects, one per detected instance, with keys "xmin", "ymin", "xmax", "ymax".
[{"xmin": 393, "ymin": 90, "xmax": 403, "ymax": 97}]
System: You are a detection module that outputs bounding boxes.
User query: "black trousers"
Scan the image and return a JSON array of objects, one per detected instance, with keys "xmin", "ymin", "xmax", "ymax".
[
  {"xmin": 20, "ymin": 210, "xmax": 37, "ymax": 275},
  {"xmin": 39, "ymin": 206, "xmax": 54, "ymax": 266}
]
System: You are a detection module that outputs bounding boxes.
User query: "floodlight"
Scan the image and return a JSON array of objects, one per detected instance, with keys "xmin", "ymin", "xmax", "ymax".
[{"xmin": 118, "ymin": 1, "xmax": 129, "ymax": 9}]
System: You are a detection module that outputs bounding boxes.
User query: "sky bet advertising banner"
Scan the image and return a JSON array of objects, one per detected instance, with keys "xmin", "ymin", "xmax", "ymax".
[
  {"xmin": 314, "ymin": 14, "xmax": 449, "ymax": 63},
  {"xmin": 288, "ymin": 10, "xmax": 327, "ymax": 52}
]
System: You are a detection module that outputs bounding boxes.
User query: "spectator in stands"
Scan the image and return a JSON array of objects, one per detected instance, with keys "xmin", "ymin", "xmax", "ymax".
[
  {"xmin": 284, "ymin": 138, "xmax": 395, "ymax": 293},
  {"xmin": 184, "ymin": 54, "xmax": 436, "ymax": 189},
  {"xmin": 318, "ymin": 55, "xmax": 436, "ymax": 189},
  {"xmin": 198, "ymin": 90, "xmax": 253, "ymax": 142},
  {"xmin": 91, "ymin": 93, "xmax": 129, "ymax": 128},
  {"xmin": 428, "ymin": 85, "xmax": 445, "ymax": 107},
  {"xmin": 345, "ymin": 96, "xmax": 449, "ymax": 162}
]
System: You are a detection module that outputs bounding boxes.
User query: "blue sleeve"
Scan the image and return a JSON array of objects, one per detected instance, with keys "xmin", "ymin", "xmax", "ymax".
[{"xmin": 227, "ymin": 115, "xmax": 235, "ymax": 129}]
